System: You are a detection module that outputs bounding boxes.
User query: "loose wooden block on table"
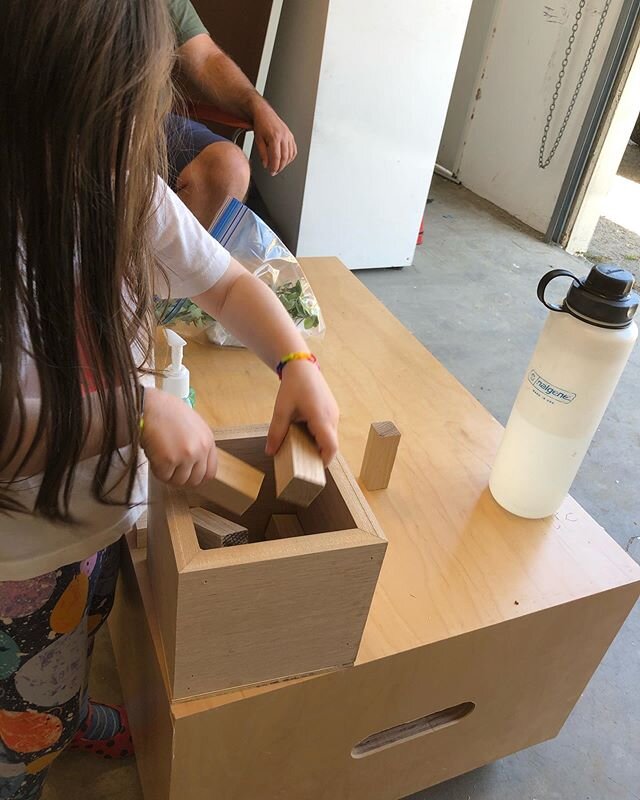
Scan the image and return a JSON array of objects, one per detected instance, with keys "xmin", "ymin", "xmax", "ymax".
[
  {"xmin": 146, "ymin": 423, "xmax": 386, "ymax": 700},
  {"xmin": 265, "ymin": 514, "xmax": 304, "ymax": 540},
  {"xmin": 112, "ymin": 258, "xmax": 640, "ymax": 800},
  {"xmin": 274, "ymin": 422, "xmax": 326, "ymax": 506},
  {"xmin": 360, "ymin": 421, "xmax": 401, "ymax": 490},
  {"xmin": 191, "ymin": 507, "xmax": 248, "ymax": 548},
  {"xmin": 194, "ymin": 447, "xmax": 265, "ymax": 515}
]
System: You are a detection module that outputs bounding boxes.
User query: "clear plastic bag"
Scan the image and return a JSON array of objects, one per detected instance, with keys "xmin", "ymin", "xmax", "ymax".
[{"xmin": 156, "ymin": 197, "xmax": 325, "ymax": 347}]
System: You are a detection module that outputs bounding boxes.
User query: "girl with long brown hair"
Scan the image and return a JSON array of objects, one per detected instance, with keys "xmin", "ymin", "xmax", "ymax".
[{"xmin": 0, "ymin": 0, "xmax": 338, "ymax": 794}]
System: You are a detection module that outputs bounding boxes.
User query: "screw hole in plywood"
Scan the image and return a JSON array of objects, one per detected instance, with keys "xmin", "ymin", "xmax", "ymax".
[{"xmin": 351, "ymin": 701, "xmax": 475, "ymax": 758}]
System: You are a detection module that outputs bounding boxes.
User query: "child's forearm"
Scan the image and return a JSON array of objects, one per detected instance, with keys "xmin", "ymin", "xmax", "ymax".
[{"xmin": 192, "ymin": 259, "xmax": 310, "ymax": 369}]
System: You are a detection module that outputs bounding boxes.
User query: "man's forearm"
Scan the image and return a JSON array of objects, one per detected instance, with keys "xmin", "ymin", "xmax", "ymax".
[{"xmin": 175, "ymin": 34, "xmax": 263, "ymax": 122}]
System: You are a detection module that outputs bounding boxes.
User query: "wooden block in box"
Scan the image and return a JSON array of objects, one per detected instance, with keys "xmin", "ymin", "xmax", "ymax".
[
  {"xmin": 191, "ymin": 507, "xmax": 249, "ymax": 548},
  {"xmin": 146, "ymin": 424, "xmax": 386, "ymax": 700},
  {"xmin": 265, "ymin": 514, "xmax": 304, "ymax": 540}
]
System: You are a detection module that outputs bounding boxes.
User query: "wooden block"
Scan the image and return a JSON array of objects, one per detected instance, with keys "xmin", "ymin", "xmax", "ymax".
[
  {"xmin": 191, "ymin": 507, "xmax": 249, "ymax": 549},
  {"xmin": 194, "ymin": 448, "xmax": 265, "ymax": 515},
  {"xmin": 274, "ymin": 423, "xmax": 326, "ymax": 507},
  {"xmin": 359, "ymin": 421, "xmax": 401, "ymax": 490},
  {"xmin": 265, "ymin": 514, "xmax": 304, "ymax": 540},
  {"xmin": 135, "ymin": 509, "xmax": 148, "ymax": 549}
]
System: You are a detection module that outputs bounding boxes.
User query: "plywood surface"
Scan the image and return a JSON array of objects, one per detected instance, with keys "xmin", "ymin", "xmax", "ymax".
[
  {"xmin": 165, "ymin": 257, "xmax": 640, "ymax": 667},
  {"xmin": 115, "ymin": 538, "xmax": 639, "ymax": 800},
  {"xmin": 170, "ymin": 582, "xmax": 639, "ymax": 800}
]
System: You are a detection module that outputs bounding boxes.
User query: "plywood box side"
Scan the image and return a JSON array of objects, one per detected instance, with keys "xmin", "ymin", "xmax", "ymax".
[
  {"xmin": 171, "ymin": 538, "xmax": 386, "ymax": 698},
  {"xmin": 266, "ymin": 514, "xmax": 304, "ymax": 539},
  {"xmin": 167, "ymin": 583, "xmax": 640, "ymax": 800},
  {"xmin": 109, "ymin": 546, "xmax": 174, "ymax": 800},
  {"xmin": 331, "ymin": 456, "xmax": 387, "ymax": 541},
  {"xmin": 147, "ymin": 480, "xmax": 183, "ymax": 684},
  {"xmin": 186, "ymin": 527, "xmax": 383, "ymax": 571}
]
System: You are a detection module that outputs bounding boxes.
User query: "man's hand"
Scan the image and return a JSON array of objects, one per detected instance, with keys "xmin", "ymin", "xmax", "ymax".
[
  {"xmin": 252, "ymin": 98, "xmax": 297, "ymax": 177},
  {"xmin": 175, "ymin": 34, "xmax": 297, "ymax": 177}
]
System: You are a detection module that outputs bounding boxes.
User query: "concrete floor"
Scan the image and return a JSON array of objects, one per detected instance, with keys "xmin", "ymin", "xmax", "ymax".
[
  {"xmin": 588, "ymin": 141, "xmax": 640, "ymax": 267},
  {"xmin": 44, "ymin": 176, "xmax": 640, "ymax": 800}
]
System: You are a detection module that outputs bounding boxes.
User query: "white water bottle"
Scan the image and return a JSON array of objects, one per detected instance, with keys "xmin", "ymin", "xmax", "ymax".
[{"xmin": 490, "ymin": 264, "xmax": 638, "ymax": 519}]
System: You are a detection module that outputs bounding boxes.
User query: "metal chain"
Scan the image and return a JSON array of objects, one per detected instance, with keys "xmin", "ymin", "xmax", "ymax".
[{"xmin": 538, "ymin": 0, "xmax": 613, "ymax": 169}]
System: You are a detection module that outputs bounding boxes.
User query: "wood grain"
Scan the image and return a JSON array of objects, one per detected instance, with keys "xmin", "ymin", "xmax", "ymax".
[
  {"xmin": 191, "ymin": 507, "xmax": 249, "ymax": 549},
  {"xmin": 116, "ymin": 257, "xmax": 640, "ymax": 800},
  {"xmin": 108, "ymin": 545, "xmax": 173, "ymax": 800},
  {"xmin": 167, "ymin": 258, "xmax": 640, "ymax": 665},
  {"xmin": 146, "ymin": 425, "xmax": 386, "ymax": 699},
  {"xmin": 274, "ymin": 423, "xmax": 326, "ymax": 507},
  {"xmin": 265, "ymin": 514, "xmax": 304, "ymax": 540},
  {"xmin": 194, "ymin": 447, "xmax": 265, "ymax": 515},
  {"xmin": 359, "ymin": 421, "xmax": 401, "ymax": 490},
  {"xmin": 135, "ymin": 509, "xmax": 148, "ymax": 549},
  {"xmin": 112, "ymin": 538, "xmax": 640, "ymax": 800}
]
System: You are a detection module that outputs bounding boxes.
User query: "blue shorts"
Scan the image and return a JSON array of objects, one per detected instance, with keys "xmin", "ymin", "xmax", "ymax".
[{"xmin": 166, "ymin": 113, "xmax": 227, "ymax": 189}]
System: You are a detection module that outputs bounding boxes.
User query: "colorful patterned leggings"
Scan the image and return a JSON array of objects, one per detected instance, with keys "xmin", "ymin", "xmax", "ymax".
[{"xmin": 0, "ymin": 541, "xmax": 120, "ymax": 800}]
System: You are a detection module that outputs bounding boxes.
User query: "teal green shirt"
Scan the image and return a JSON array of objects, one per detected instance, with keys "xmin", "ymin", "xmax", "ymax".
[{"xmin": 168, "ymin": 0, "xmax": 209, "ymax": 47}]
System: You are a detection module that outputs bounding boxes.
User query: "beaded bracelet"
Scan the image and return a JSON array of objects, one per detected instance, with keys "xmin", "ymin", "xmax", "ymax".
[
  {"xmin": 276, "ymin": 352, "xmax": 318, "ymax": 380},
  {"xmin": 139, "ymin": 385, "xmax": 146, "ymax": 434}
]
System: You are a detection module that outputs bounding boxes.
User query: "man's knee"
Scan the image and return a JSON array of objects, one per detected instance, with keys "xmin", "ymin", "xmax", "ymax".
[{"xmin": 189, "ymin": 141, "xmax": 250, "ymax": 195}]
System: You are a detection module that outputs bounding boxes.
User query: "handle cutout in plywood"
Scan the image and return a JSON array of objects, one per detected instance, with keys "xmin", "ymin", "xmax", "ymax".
[{"xmin": 351, "ymin": 701, "xmax": 475, "ymax": 759}]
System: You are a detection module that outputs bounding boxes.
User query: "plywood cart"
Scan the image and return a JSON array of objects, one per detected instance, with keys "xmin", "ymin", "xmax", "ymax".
[{"xmin": 110, "ymin": 258, "xmax": 640, "ymax": 800}]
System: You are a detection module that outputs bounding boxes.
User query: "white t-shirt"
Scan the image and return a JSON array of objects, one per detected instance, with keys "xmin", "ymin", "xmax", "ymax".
[{"xmin": 0, "ymin": 181, "xmax": 231, "ymax": 581}]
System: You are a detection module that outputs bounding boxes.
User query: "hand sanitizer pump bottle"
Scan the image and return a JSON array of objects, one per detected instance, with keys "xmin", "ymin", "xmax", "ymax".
[
  {"xmin": 162, "ymin": 328, "xmax": 195, "ymax": 407},
  {"xmin": 489, "ymin": 264, "xmax": 638, "ymax": 519}
]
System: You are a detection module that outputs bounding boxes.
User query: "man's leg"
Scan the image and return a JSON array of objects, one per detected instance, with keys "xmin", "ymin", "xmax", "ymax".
[{"xmin": 166, "ymin": 114, "xmax": 251, "ymax": 230}]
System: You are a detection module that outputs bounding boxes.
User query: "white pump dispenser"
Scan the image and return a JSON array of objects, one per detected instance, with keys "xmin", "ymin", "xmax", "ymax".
[{"xmin": 162, "ymin": 329, "xmax": 191, "ymax": 402}]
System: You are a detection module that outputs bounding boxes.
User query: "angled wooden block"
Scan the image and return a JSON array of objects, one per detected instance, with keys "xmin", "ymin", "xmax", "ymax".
[
  {"xmin": 360, "ymin": 421, "xmax": 401, "ymax": 490},
  {"xmin": 265, "ymin": 514, "xmax": 304, "ymax": 540},
  {"xmin": 191, "ymin": 507, "xmax": 249, "ymax": 549},
  {"xmin": 194, "ymin": 448, "xmax": 265, "ymax": 515},
  {"xmin": 274, "ymin": 423, "xmax": 326, "ymax": 507}
]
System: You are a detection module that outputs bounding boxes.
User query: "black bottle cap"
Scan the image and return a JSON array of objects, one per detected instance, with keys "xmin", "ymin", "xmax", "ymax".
[{"xmin": 537, "ymin": 264, "xmax": 639, "ymax": 329}]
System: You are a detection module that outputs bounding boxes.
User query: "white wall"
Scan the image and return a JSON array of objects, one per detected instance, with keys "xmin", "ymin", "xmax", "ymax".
[
  {"xmin": 437, "ymin": 0, "xmax": 499, "ymax": 174},
  {"xmin": 454, "ymin": 0, "xmax": 625, "ymax": 234},
  {"xmin": 254, "ymin": 0, "xmax": 473, "ymax": 269}
]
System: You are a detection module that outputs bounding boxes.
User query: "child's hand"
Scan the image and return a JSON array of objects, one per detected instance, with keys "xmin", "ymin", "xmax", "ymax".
[
  {"xmin": 141, "ymin": 387, "xmax": 217, "ymax": 487},
  {"xmin": 266, "ymin": 361, "xmax": 339, "ymax": 466}
]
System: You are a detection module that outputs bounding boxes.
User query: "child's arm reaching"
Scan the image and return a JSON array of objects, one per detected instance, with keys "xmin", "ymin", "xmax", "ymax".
[{"xmin": 191, "ymin": 257, "xmax": 339, "ymax": 465}]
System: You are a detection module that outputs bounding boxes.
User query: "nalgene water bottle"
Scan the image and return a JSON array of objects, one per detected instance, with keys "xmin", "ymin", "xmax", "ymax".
[{"xmin": 489, "ymin": 264, "xmax": 638, "ymax": 519}]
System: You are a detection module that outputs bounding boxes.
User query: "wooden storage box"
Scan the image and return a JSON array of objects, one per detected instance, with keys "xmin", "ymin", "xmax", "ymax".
[{"xmin": 147, "ymin": 424, "xmax": 387, "ymax": 699}]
